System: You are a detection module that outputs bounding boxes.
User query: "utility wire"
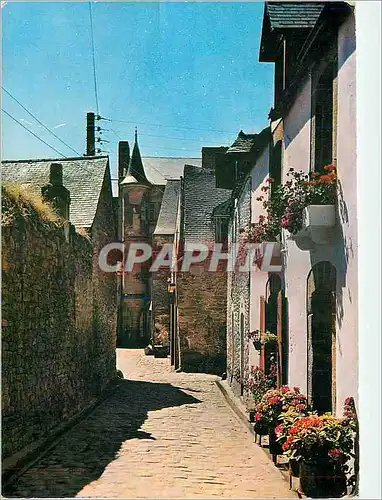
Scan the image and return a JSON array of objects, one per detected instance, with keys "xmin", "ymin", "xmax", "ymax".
[
  {"xmin": 104, "ymin": 128, "xmax": 214, "ymax": 144},
  {"xmin": 107, "ymin": 139, "xmax": 200, "ymax": 154},
  {"xmin": 2, "ymin": 87, "xmax": 80, "ymax": 155},
  {"xmin": 89, "ymin": 2, "xmax": 100, "ymax": 117},
  {"xmin": 2, "ymin": 108, "xmax": 67, "ymax": 158},
  {"xmin": 101, "ymin": 117, "xmax": 235, "ymax": 134}
]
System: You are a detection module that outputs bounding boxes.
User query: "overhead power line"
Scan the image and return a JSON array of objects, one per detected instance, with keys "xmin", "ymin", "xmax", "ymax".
[
  {"xmin": 104, "ymin": 128, "xmax": 213, "ymax": 144},
  {"xmin": 101, "ymin": 116, "xmax": 235, "ymax": 134},
  {"xmin": 2, "ymin": 86, "xmax": 80, "ymax": 155},
  {"xmin": 89, "ymin": 2, "xmax": 100, "ymax": 116},
  {"xmin": 2, "ymin": 108, "xmax": 67, "ymax": 158}
]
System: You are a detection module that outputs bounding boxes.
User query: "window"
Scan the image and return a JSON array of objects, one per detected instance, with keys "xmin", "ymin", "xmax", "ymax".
[
  {"xmin": 270, "ymin": 140, "xmax": 282, "ymax": 194},
  {"xmin": 215, "ymin": 216, "xmax": 229, "ymax": 244},
  {"xmin": 313, "ymin": 63, "xmax": 334, "ymax": 173},
  {"xmin": 149, "ymin": 202, "xmax": 160, "ymax": 222},
  {"xmin": 274, "ymin": 39, "xmax": 286, "ymax": 107},
  {"xmin": 307, "ymin": 261, "xmax": 336, "ymax": 413}
]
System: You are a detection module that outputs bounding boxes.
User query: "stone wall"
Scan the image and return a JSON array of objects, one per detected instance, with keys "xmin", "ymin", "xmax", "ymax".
[
  {"xmin": 151, "ymin": 235, "xmax": 173, "ymax": 344},
  {"xmin": 177, "ymin": 259, "xmax": 227, "ymax": 375},
  {"xmin": 1, "ymin": 189, "xmax": 117, "ymax": 462},
  {"xmin": 90, "ymin": 175, "xmax": 118, "ymax": 385},
  {"xmin": 226, "ymin": 177, "xmax": 251, "ymax": 396}
]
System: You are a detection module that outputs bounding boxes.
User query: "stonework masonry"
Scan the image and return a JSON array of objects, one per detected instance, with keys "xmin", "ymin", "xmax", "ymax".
[
  {"xmin": 177, "ymin": 263, "xmax": 227, "ymax": 374},
  {"xmin": 227, "ymin": 177, "xmax": 251, "ymax": 396},
  {"xmin": 1, "ymin": 190, "xmax": 117, "ymax": 463}
]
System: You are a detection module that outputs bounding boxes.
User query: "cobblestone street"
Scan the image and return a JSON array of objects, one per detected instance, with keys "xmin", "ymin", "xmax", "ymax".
[{"xmin": 4, "ymin": 350, "xmax": 295, "ymax": 498}]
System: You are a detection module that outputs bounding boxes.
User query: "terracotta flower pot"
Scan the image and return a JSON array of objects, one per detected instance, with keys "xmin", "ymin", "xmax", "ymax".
[{"xmin": 299, "ymin": 459, "xmax": 347, "ymax": 498}]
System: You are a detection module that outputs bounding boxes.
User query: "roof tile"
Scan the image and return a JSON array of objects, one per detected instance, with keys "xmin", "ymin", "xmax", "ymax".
[{"xmin": 1, "ymin": 156, "xmax": 109, "ymax": 228}]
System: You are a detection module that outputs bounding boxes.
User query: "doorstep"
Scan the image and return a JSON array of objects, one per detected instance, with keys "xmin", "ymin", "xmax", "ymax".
[{"xmin": 216, "ymin": 379, "xmax": 299, "ymax": 496}]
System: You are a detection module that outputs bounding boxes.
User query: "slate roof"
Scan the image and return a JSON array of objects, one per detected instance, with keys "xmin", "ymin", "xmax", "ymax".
[
  {"xmin": 1, "ymin": 156, "xmax": 109, "ymax": 228},
  {"xmin": 266, "ymin": 2, "xmax": 325, "ymax": 29},
  {"xmin": 260, "ymin": 2, "xmax": 326, "ymax": 62},
  {"xmin": 124, "ymin": 131, "xmax": 150, "ymax": 186},
  {"xmin": 153, "ymin": 180, "xmax": 181, "ymax": 236},
  {"xmin": 141, "ymin": 157, "xmax": 202, "ymax": 185},
  {"xmin": 226, "ymin": 131, "xmax": 259, "ymax": 154},
  {"xmin": 183, "ymin": 165, "xmax": 231, "ymax": 245}
]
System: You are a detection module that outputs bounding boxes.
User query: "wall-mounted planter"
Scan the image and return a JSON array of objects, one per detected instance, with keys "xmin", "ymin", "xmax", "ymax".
[
  {"xmin": 303, "ymin": 204, "xmax": 336, "ymax": 228},
  {"xmin": 288, "ymin": 205, "xmax": 336, "ymax": 248}
]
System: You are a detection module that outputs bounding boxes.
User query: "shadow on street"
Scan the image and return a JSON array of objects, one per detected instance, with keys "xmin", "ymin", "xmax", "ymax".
[{"xmin": 3, "ymin": 379, "xmax": 201, "ymax": 498}]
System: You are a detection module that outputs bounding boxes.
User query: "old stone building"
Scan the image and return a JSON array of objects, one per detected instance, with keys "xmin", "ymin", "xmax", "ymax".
[
  {"xmin": 216, "ymin": 127, "xmax": 272, "ymax": 395},
  {"xmin": 217, "ymin": 1, "xmax": 358, "ymax": 417},
  {"xmin": 115, "ymin": 133, "xmax": 202, "ymax": 347},
  {"xmin": 259, "ymin": 1, "xmax": 358, "ymax": 414},
  {"xmin": 1, "ymin": 155, "xmax": 118, "ymax": 473},
  {"xmin": 156, "ymin": 148, "xmax": 232, "ymax": 374}
]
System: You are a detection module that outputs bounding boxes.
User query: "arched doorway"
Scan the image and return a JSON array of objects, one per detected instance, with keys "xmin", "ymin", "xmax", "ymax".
[
  {"xmin": 265, "ymin": 275, "xmax": 288, "ymax": 385},
  {"xmin": 307, "ymin": 262, "xmax": 336, "ymax": 413}
]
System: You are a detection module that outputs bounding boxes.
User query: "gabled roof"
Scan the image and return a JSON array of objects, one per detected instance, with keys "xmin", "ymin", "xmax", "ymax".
[
  {"xmin": 183, "ymin": 165, "xmax": 231, "ymax": 245},
  {"xmin": 141, "ymin": 157, "xmax": 202, "ymax": 185},
  {"xmin": 1, "ymin": 156, "xmax": 110, "ymax": 228},
  {"xmin": 153, "ymin": 180, "xmax": 181, "ymax": 236},
  {"xmin": 212, "ymin": 199, "xmax": 232, "ymax": 218},
  {"xmin": 260, "ymin": 2, "xmax": 325, "ymax": 61},
  {"xmin": 226, "ymin": 131, "xmax": 259, "ymax": 154},
  {"xmin": 266, "ymin": 2, "xmax": 325, "ymax": 29},
  {"xmin": 215, "ymin": 126, "xmax": 271, "ymax": 190}
]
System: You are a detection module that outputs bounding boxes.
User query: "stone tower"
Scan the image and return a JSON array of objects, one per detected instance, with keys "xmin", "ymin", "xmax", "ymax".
[{"xmin": 118, "ymin": 131, "xmax": 152, "ymax": 347}]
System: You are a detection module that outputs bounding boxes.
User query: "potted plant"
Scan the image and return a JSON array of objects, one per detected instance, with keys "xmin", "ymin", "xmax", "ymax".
[
  {"xmin": 282, "ymin": 414, "xmax": 354, "ymax": 498},
  {"xmin": 275, "ymin": 404, "xmax": 310, "ymax": 478},
  {"xmin": 255, "ymin": 386, "xmax": 308, "ymax": 461},
  {"xmin": 280, "ymin": 165, "xmax": 337, "ymax": 240},
  {"xmin": 262, "ymin": 332, "xmax": 278, "ymax": 349},
  {"xmin": 247, "ymin": 329, "xmax": 262, "ymax": 351},
  {"xmin": 245, "ymin": 365, "xmax": 276, "ymax": 426}
]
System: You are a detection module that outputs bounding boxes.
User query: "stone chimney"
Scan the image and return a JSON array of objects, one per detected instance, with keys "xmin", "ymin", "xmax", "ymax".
[
  {"xmin": 41, "ymin": 163, "xmax": 71, "ymax": 220},
  {"xmin": 86, "ymin": 112, "xmax": 96, "ymax": 156},
  {"xmin": 118, "ymin": 141, "xmax": 130, "ymax": 182}
]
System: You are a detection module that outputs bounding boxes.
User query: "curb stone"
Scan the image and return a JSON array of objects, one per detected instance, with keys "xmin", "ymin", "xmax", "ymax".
[
  {"xmin": 2, "ymin": 378, "xmax": 122, "ymax": 491},
  {"xmin": 215, "ymin": 379, "xmax": 299, "ymax": 497}
]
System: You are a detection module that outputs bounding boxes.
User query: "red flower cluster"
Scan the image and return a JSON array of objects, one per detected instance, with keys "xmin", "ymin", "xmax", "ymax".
[{"xmin": 328, "ymin": 448, "xmax": 342, "ymax": 460}]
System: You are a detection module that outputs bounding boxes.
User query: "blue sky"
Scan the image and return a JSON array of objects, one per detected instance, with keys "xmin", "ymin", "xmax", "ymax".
[{"xmin": 2, "ymin": 1, "xmax": 274, "ymax": 177}]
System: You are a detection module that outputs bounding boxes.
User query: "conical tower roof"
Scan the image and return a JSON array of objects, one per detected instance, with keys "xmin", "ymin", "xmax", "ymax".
[{"xmin": 121, "ymin": 129, "xmax": 150, "ymax": 186}]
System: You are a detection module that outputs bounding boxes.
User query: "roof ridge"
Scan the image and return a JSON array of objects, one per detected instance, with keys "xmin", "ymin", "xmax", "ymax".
[
  {"xmin": 142, "ymin": 156, "xmax": 202, "ymax": 159},
  {"xmin": 1, "ymin": 155, "xmax": 109, "ymax": 164}
]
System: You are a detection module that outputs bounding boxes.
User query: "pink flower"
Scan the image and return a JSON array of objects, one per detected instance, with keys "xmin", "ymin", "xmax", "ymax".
[
  {"xmin": 280, "ymin": 386, "xmax": 289, "ymax": 394},
  {"xmin": 275, "ymin": 424, "xmax": 284, "ymax": 437},
  {"xmin": 328, "ymin": 448, "xmax": 342, "ymax": 460},
  {"xmin": 255, "ymin": 412, "xmax": 262, "ymax": 421}
]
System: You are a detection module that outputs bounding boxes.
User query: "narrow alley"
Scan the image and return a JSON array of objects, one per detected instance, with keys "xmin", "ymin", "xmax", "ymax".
[{"xmin": 3, "ymin": 350, "xmax": 295, "ymax": 499}]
